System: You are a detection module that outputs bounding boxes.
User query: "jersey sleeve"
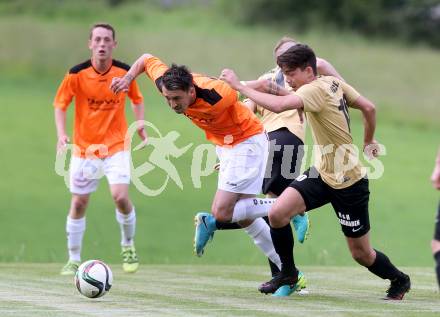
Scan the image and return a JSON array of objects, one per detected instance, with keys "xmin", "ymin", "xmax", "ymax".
[
  {"xmin": 294, "ymin": 83, "xmax": 325, "ymax": 113},
  {"xmin": 53, "ymin": 73, "xmax": 76, "ymax": 110},
  {"xmin": 340, "ymin": 81, "xmax": 361, "ymax": 106},
  {"xmin": 127, "ymin": 79, "xmax": 144, "ymax": 105},
  {"xmin": 207, "ymin": 80, "xmax": 238, "ymax": 115},
  {"xmin": 144, "ymin": 56, "xmax": 169, "ymax": 90}
]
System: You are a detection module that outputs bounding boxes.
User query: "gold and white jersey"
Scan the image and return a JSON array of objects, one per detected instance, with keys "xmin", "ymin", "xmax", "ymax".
[{"xmin": 295, "ymin": 76, "xmax": 366, "ymax": 189}]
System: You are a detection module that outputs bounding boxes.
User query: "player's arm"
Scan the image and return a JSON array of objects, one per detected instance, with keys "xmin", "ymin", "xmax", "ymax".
[
  {"xmin": 241, "ymin": 78, "xmax": 291, "ymax": 96},
  {"xmin": 110, "ymin": 53, "xmax": 153, "ymax": 93},
  {"xmin": 350, "ymin": 95, "xmax": 378, "ymax": 157},
  {"xmin": 220, "ymin": 69, "xmax": 302, "ymax": 113},
  {"xmin": 431, "ymin": 148, "xmax": 440, "ymax": 190},
  {"xmin": 131, "ymin": 102, "xmax": 147, "ymax": 144},
  {"xmin": 242, "ymin": 98, "xmax": 257, "ymax": 113},
  {"xmin": 240, "ymin": 79, "xmax": 290, "ymax": 113},
  {"xmin": 54, "ymin": 108, "xmax": 70, "ymax": 154},
  {"xmin": 53, "ymin": 74, "xmax": 74, "ymax": 154},
  {"xmin": 128, "ymin": 79, "xmax": 148, "ymax": 144},
  {"xmin": 316, "ymin": 57, "xmax": 345, "ymax": 81}
]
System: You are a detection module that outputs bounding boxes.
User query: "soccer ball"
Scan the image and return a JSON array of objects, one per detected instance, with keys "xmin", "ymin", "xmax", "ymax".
[{"xmin": 75, "ymin": 260, "xmax": 113, "ymax": 298}]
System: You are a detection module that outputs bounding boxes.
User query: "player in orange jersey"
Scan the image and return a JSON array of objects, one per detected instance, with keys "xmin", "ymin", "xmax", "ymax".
[
  {"xmin": 54, "ymin": 23, "xmax": 146, "ymax": 275},
  {"xmin": 110, "ymin": 54, "xmax": 308, "ymax": 287}
]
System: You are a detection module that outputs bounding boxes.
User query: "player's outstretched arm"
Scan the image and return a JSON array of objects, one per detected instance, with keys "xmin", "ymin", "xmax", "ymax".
[
  {"xmin": 351, "ymin": 95, "xmax": 378, "ymax": 158},
  {"xmin": 220, "ymin": 68, "xmax": 302, "ymax": 113},
  {"xmin": 317, "ymin": 57, "xmax": 345, "ymax": 81},
  {"xmin": 241, "ymin": 79, "xmax": 291, "ymax": 113},
  {"xmin": 242, "ymin": 98, "xmax": 257, "ymax": 113},
  {"xmin": 431, "ymin": 148, "xmax": 440, "ymax": 190},
  {"xmin": 111, "ymin": 53, "xmax": 153, "ymax": 93},
  {"xmin": 241, "ymin": 78, "xmax": 291, "ymax": 96}
]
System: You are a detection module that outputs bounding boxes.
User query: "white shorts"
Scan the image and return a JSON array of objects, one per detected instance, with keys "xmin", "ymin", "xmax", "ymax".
[
  {"xmin": 216, "ymin": 132, "xmax": 269, "ymax": 194},
  {"xmin": 69, "ymin": 151, "xmax": 131, "ymax": 195}
]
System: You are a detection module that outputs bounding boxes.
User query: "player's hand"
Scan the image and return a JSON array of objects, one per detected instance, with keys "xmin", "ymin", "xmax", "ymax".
[
  {"xmin": 56, "ymin": 135, "xmax": 70, "ymax": 155},
  {"xmin": 133, "ymin": 127, "xmax": 149, "ymax": 151},
  {"xmin": 219, "ymin": 69, "xmax": 243, "ymax": 90},
  {"xmin": 138, "ymin": 127, "xmax": 149, "ymax": 147},
  {"xmin": 363, "ymin": 139, "xmax": 380, "ymax": 159},
  {"xmin": 431, "ymin": 166, "xmax": 440, "ymax": 190},
  {"xmin": 110, "ymin": 75, "xmax": 131, "ymax": 94}
]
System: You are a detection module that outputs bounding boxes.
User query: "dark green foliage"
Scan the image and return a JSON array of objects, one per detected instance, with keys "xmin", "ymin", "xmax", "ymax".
[{"xmin": 221, "ymin": 0, "xmax": 440, "ymax": 48}]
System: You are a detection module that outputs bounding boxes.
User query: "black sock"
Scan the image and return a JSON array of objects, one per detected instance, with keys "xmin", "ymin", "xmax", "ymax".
[
  {"xmin": 270, "ymin": 224, "xmax": 296, "ymax": 275},
  {"xmin": 434, "ymin": 251, "xmax": 440, "ymax": 289},
  {"xmin": 268, "ymin": 258, "xmax": 280, "ymax": 277},
  {"xmin": 367, "ymin": 249, "xmax": 403, "ymax": 280},
  {"xmin": 215, "ymin": 221, "xmax": 241, "ymax": 230}
]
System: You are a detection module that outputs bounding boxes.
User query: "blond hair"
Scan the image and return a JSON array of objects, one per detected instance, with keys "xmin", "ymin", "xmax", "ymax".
[{"xmin": 273, "ymin": 36, "xmax": 298, "ymax": 56}]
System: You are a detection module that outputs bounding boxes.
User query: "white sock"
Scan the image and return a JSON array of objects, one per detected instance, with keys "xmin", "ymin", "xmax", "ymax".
[
  {"xmin": 66, "ymin": 216, "xmax": 85, "ymax": 262},
  {"xmin": 116, "ymin": 208, "xmax": 136, "ymax": 247},
  {"xmin": 231, "ymin": 198, "xmax": 276, "ymax": 223},
  {"xmin": 245, "ymin": 218, "xmax": 281, "ymax": 270}
]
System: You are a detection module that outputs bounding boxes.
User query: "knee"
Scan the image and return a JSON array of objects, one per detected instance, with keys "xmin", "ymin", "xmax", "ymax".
[
  {"xmin": 268, "ymin": 209, "xmax": 288, "ymax": 228},
  {"xmin": 71, "ymin": 196, "xmax": 89, "ymax": 214},
  {"xmin": 212, "ymin": 205, "xmax": 233, "ymax": 223},
  {"xmin": 350, "ymin": 247, "xmax": 375, "ymax": 266},
  {"xmin": 112, "ymin": 193, "xmax": 129, "ymax": 208}
]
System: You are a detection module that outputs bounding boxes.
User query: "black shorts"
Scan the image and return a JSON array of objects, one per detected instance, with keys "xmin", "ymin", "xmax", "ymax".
[
  {"xmin": 289, "ymin": 167, "xmax": 370, "ymax": 238},
  {"xmin": 262, "ymin": 128, "xmax": 304, "ymax": 196},
  {"xmin": 434, "ymin": 201, "xmax": 440, "ymax": 241}
]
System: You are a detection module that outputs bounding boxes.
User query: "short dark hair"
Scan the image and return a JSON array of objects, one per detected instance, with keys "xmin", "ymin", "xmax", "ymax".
[
  {"xmin": 161, "ymin": 64, "xmax": 194, "ymax": 92},
  {"xmin": 90, "ymin": 23, "xmax": 116, "ymax": 40},
  {"xmin": 276, "ymin": 44, "xmax": 317, "ymax": 75}
]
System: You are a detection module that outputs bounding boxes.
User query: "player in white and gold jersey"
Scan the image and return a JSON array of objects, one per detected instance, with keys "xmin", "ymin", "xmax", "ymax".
[
  {"xmin": 220, "ymin": 44, "xmax": 410, "ymax": 300},
  {"xmin": 242, "ymin": 37, "xmax": 344, "ymax": 285}
]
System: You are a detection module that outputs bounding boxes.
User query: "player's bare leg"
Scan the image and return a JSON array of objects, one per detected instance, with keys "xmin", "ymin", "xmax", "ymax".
[
  {"xmin": 346, "ymin": 233, "xmax": 410, "ymax": 300},
  {"xmin": 110, "ymin": 184, "xmax": 138, "ymax": 273},
  {"xmin": 61, "ymin": 194, "xmax": 90, "ymax": 275},
  {"xmin": 267, "ymin": 191, "xmax": 310, "ymax": 244},
  {"xmin": 194, "ymin": 191, "xmax": 281, "ymax": 271}
]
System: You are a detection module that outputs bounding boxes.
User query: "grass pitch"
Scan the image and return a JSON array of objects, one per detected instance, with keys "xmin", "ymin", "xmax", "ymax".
[{"xmin": 0, "ymin": 264, "xmax": 438, "ymax": 317}]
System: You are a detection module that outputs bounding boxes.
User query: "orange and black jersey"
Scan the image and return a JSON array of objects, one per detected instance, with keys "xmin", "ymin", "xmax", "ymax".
[
  {"xmin": 53, "ymin": 59, "xmax": 143, "ymax": 158},
  {"xmin": 143, "ymin": 56, "xmax": 263, "ymax": 146}
]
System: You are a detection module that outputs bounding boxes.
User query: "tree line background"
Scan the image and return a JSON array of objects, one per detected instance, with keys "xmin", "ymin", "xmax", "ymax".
[
  {"xmin": 227, "ymin": 0, "xmax": 440, "ymax": 48},
  {"xmin": 3, "ymin": 0, "xmax": 438, "ymax": 48}
]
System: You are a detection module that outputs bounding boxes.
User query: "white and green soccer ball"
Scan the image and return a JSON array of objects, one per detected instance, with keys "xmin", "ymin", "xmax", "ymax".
[{"xmin": 75, "ymin": 260, "xmax": 113, "ymax": 298}]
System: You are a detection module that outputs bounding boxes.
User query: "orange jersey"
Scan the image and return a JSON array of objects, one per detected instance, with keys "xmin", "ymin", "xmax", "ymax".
[
  {"xmin": 144, "ymin": 56, "xmax": 263, "ymax": 146},
  {"xmin": 53, "ymin": 60, "xmax": 143, "ymax": 158}
]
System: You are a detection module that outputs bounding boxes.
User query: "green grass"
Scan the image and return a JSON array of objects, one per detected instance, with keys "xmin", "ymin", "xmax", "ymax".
[
  {"xmin": 0, "ymin": 263, "xmax": 438, "ymax": 317},
  {"xmin": 0, "ymin": 74, "xmax": 437, "ymax": 267},
  {"xmin": 0, "ymin": 4, "xmax": 439, "ymax": 267}
]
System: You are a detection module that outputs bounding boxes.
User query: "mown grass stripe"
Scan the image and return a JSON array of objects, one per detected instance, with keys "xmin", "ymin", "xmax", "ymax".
[{"xmin": 0, "ymin": 264, "xmax": 438, "ymax": 317}]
